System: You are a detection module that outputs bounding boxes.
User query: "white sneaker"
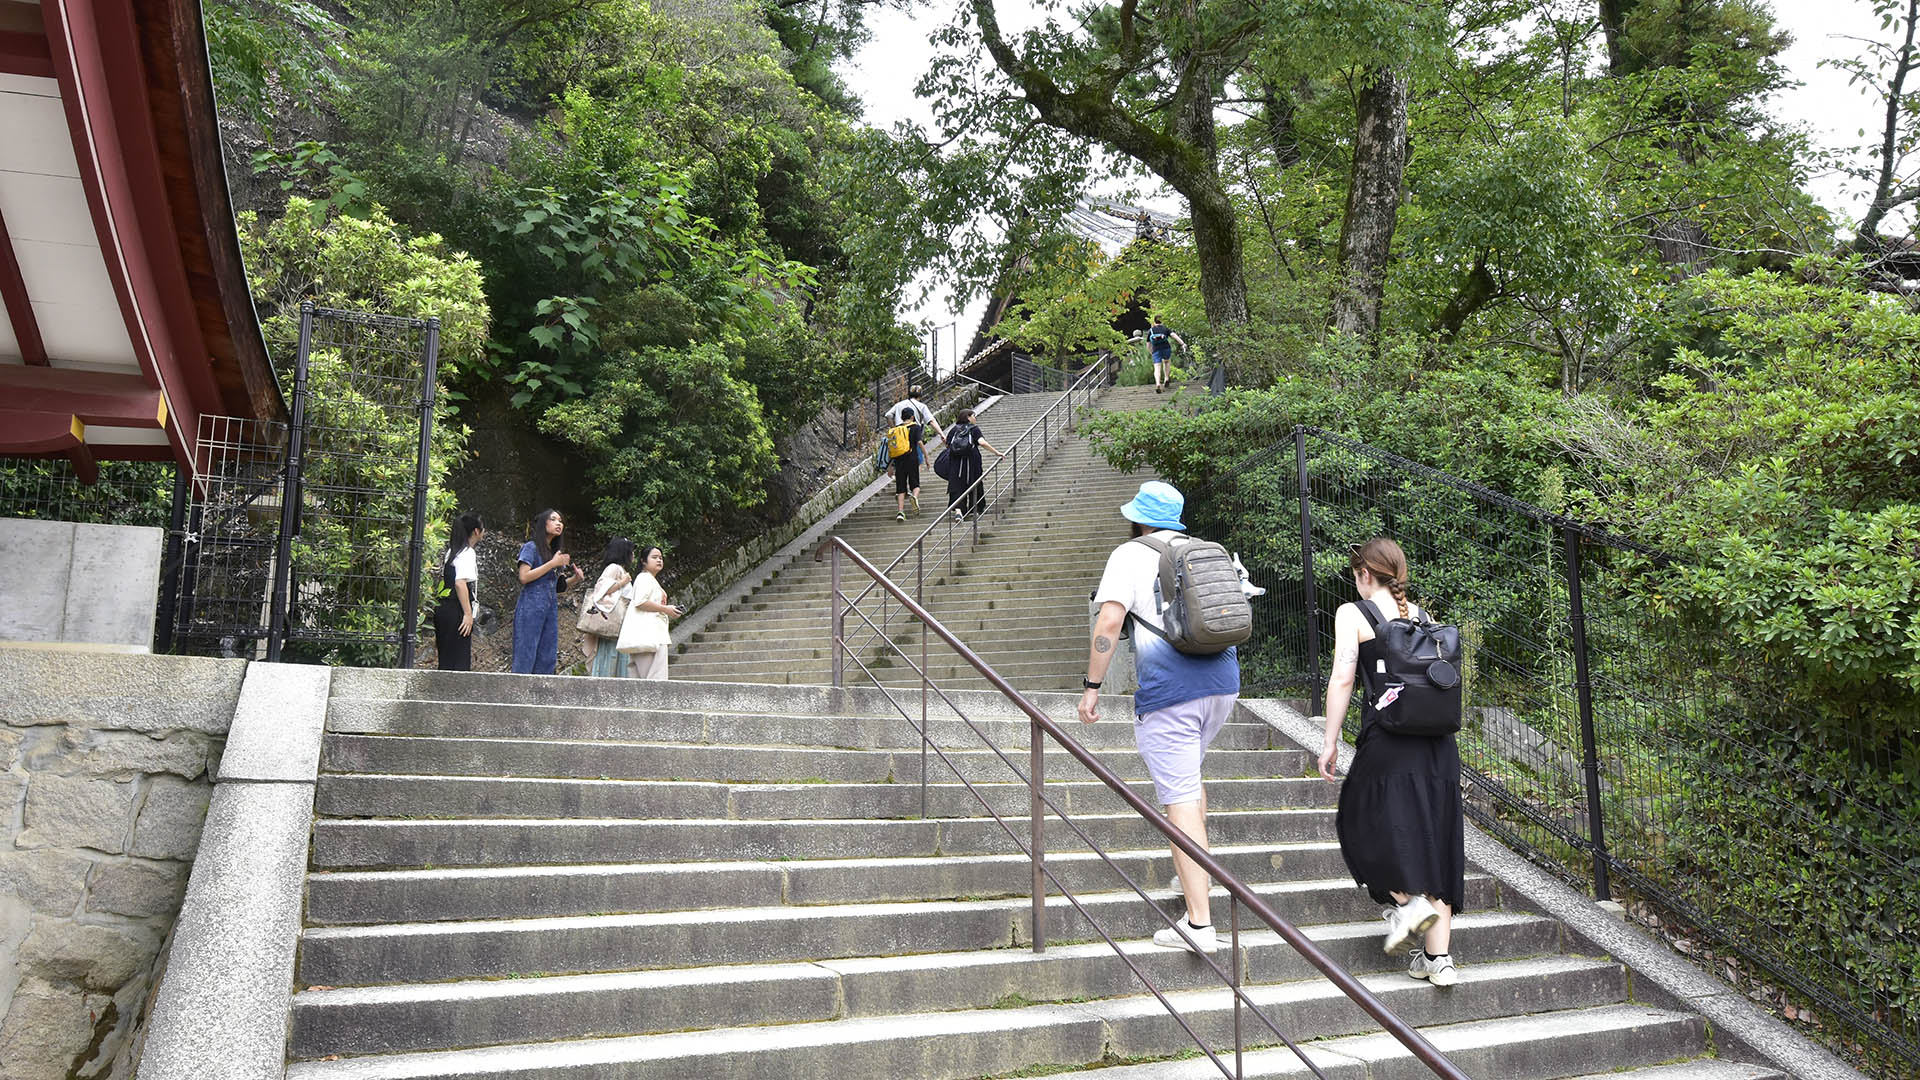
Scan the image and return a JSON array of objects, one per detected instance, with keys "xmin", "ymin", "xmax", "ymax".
[
  {"xmin": 895, "ymin": 511, "xmax": 906, "ymax": 522},
  {"xmin": 1407, "ymin": 948, "xmax": 1458, "ymax": 986},
  {"xmin": 1152, "ymin": 921, "xmax": 1218, "ymax": 954},
  {"xmin": 1381, "ymin": 896, "xmax": 1439, "ymax": 954},
  {"xmin": 910, "ymin": 492, "xmax": 920, "ymax": 512}
]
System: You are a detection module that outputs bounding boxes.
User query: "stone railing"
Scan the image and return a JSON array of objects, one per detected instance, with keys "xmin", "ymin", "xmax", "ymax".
[{"xmin": 0, "ymin": 650, "xmax": 246, "ymax": 1080}]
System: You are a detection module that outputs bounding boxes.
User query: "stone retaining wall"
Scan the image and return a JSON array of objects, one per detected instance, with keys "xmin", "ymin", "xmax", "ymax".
[{"xmin": 0, "ymin": 650, "xmax": 246, "ymax": 1080}]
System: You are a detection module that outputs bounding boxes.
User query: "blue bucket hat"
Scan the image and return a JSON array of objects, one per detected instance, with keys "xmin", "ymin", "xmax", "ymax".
[{"xmin": 1121, "ymin": 481, "xmax": 1187, "ymax": 531}]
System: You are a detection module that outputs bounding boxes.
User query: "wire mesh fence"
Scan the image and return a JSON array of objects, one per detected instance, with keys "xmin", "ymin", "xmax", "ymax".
[
  {"xmin": 1182, "ymin": 426, "xmax": 1919, "ymax": 1078},
  {"xmin": 0, "ymin": 457, "xmax": 177, "ymax": 530},
  {"xmin": 272, "ymin": 306, "xmax": 438, "ymax": 667}
]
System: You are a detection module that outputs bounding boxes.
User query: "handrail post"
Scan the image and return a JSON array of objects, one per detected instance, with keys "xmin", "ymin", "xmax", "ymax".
[
  {"xmin": 1011, "ymin": 444, "xmax": 1019, "ymax": 497},
  {"xmin": 1030, "ymin": 712, "xmax": 1046, "ymax": 953},
  {"xmin": 829, "ymin": 546, "xmax": 844, "ymax": 688},
  {"xmin": 919, "ymin": 538, "xmax": 929, "ymax": 820},
  {"xmin": 1563, "ymin": 525, "xmax": 1612, "ymax": 901},
  {"xmin": 1231, "ymin": 894, "xmax": 1243, "ymax": 1079},
  {"xmin": 1296, "ymin": 428, "xmax": 1322, "ymax": 714}
]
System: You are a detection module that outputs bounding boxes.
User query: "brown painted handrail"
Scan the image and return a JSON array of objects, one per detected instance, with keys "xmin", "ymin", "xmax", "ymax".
[{"xmin": 814, "ymin": 534, "xmax": 1474, "ymax": 1080}]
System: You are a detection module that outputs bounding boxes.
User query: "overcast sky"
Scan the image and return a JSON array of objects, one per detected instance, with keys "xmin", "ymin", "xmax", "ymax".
[{"xmin": 837, "ymin": 0, "xmax": 1906, "ymax": 352}]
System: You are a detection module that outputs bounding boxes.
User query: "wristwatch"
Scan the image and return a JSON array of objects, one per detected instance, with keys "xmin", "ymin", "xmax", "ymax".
[{"xmin": 1082, "ymin": 677, "xmax": 1102, "ymax": 690}]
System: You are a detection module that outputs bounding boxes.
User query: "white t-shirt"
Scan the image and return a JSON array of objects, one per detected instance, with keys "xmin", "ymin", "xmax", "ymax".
[
  {"xmin": 449, "ymin": 548, "xmax": 478, "ymax": 583},
  {"xmin": 1093, "ymin": 532, "xmax": 1239, "ymax": 715},
  {"xmin": 887, "ymin": 399, "xmax": 936, "ymax": 427}
]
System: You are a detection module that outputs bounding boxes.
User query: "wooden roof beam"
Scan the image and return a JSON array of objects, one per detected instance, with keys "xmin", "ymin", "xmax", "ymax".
[
  {"xmin": 0, "ymin": 205, "xmax": 50, "ymax": 365},
  {"xmin": 0, "ymin": 0, "xmax": 51, "ymax": 77}
]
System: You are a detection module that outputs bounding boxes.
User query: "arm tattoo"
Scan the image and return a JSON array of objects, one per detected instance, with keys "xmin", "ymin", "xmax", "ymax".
[
  {"xmin": 1094, "ymin": 636, "xmax": 1113, "ymax": 654},
  {"xmin": 1331, "ymin": 640, "xmax": 1359, "ymax": 675}
]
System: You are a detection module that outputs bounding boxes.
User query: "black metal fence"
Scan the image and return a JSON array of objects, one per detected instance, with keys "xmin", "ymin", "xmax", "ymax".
[
  {"xmin": 1183, "ymin": 426, "xmax": 1919, "ymax": 1079},
  {"xmin": 266, "ymin": 305, "xmax": 439, "ymax": 667},
  {"xmin": 0, "ymin": 305, "xmax": 444, "ymax": 666}
]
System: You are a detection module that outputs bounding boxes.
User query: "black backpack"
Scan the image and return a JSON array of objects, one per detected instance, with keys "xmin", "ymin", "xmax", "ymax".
[
  {"xmin": 947, "ymin": 424, "xmax": 977, "ymax": 454},
  {"xmin": 1357, "ymin": 599, "xmax": 1463, "ymax": 736}
]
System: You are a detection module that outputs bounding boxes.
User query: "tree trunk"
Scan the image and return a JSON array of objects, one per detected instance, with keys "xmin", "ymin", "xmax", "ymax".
[
  {"xmin": 1434, "ymin": 259, "xmax": 1496, "ymax": 341},
  {"xmin": 1330, "ymin": 66, "xmax": 1408, "ymax": 339},
  {"xmin": 1597, "ymin": 0, "xmax": 1639, "ymax": 74},
  {"xmin": 1174, "ymin": 61, "xmax": 1249, "ymax": 326}
]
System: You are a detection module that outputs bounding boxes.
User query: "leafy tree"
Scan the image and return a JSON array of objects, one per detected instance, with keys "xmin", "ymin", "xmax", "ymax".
[{"xmin": 239, "ymin": 198, "xmax": 492, "ymax": 662}]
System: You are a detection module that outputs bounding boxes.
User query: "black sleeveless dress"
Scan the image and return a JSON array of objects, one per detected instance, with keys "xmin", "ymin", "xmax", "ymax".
[
  {"xmin": 1333, "ymin": 602, "xmax": 1467, "ymax": 911},
  {"xmin": 432, "ymin": 553, "xmax": 473, "ymax": 671}
]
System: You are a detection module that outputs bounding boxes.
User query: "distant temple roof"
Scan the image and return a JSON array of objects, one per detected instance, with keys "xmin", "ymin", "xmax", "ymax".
[{"xmin": 0, "ymin": 0, "xmax": 280, "ymax": 481}]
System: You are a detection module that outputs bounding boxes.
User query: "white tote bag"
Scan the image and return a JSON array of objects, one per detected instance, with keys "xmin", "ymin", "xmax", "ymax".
[{"xmin": 616, "ymin": 573, "xmax": 671, "ymax": 654}]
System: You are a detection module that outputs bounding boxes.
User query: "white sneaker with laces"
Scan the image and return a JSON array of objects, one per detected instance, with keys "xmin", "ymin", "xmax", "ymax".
[
  {"xmin": 1152, "ymin": 921, "xmax": 1218, "ymax": 954},
  {"xmin": 895, "ymin": 511, "xmax": 906, "ymax": 522},
  {"xmin": 1381, "ymin": 895, "xmax": 1439, "ymax": 954},
  {"xmin": 1407, "ymin": 948, "xmax": 1458, "ymax": 986}
]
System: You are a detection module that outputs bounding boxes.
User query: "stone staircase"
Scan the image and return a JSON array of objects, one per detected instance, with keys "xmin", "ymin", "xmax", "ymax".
[
  {"xmin": 674, "ymin": 385, "xmax": 1170, "ymax": 692},
  {"xmin": 284, "ymin": 669, "xmax": 1782, "ymax": 1079}
]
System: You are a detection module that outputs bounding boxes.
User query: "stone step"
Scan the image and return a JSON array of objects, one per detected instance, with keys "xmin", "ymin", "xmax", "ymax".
[
  {"xmin": 668, "ymin": 645, "xmax": 1088, "ymax": 675},
  {"xmin": 1032, "ymin": 1004, "xmax": 1713, "ymax": 1080},
  {"xmin": 314, "ymin": 769, "xmax": 1315, "ymax": 821},
  {"xmin": 297, "ymin": 875, "xmax": 1500, "ymax": 986},
  {"xmin": 283, "ymin": 954, "xmax": 1621, "ymax": 1079},
  {"xmin": 308, "ymin": 807, "xmax": 1343, "ymax": 868},
  {"xmin": 324, "ymin": 672, "xmax": 1116, "ymax": 722},
  {"xmin": 321, "ymin": 734, "xmax": 1307, "ymax": 784},
  {"xmin": 685, "ymin": 613, "xmax": 1091, "ymax": 645},
  {"xmin": 325, "ymin": 701, "xmax": 1274, "ymax": 750},
  {"xmin": 288, "ymin": 911, "xmax": 1560, "ymax": 1057},
  {"xmin": 304, "ymin": 842, "xmax": 1355, "ymax": 924}
]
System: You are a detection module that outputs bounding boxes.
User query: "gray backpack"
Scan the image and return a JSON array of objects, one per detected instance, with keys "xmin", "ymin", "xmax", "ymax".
[{"xmin": 1128, "ymin": 534, "xmax": 1252, "ymax": 655}]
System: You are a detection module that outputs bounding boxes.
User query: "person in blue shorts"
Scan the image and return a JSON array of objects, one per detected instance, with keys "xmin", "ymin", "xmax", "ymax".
[
  {"xmin": 1078, "ymin": 481, "xmax": 1240, "ymax": 953},
  {"xmin": 1146, "ymin": 317, "xmax": 1188, "ymax": 394}
]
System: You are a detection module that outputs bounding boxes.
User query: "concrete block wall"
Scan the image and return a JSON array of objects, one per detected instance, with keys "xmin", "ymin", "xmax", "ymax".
[
  {"xmin": 0, "ymin": 649, "xmax": 246, "ymax": 1080},
  {"xmin": 0, "ymin": 519, "xmax": 166, "ymax": 652}
]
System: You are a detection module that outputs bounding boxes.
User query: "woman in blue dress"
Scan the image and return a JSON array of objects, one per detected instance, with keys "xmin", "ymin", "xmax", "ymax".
[{"xmin": 511, "ymin": 508, "xmax": 582, "ymax": 674}]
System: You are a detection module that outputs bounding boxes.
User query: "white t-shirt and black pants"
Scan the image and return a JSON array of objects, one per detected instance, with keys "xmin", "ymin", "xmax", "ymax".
[
  {"xmin": 433, "ymin": 546, "xmax": 481, "ymax": 671},
  {"xmin": 1093, "ymin": 532, "xmax": 1241, "ymax": 806}
]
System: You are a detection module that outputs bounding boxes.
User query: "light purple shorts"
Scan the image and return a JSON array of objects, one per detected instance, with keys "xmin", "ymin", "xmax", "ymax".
[{"xmin": 1133, "ymin": 693, "xmax": 1237, "ymax": 805}]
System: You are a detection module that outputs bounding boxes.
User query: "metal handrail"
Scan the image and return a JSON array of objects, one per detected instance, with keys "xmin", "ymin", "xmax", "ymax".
[
  {"xmin": 839, "ymin": 354, "xmax": 1117, "ymax": 661},
  {"xmin": 815, "ymin": 534, "xmax": 1472, "ymax": 1080}
]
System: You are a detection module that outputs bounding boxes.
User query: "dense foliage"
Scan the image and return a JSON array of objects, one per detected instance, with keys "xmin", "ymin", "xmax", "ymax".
[{"xmin": 209, "ymin": 0, "xmax": 919, "ymax": 554}]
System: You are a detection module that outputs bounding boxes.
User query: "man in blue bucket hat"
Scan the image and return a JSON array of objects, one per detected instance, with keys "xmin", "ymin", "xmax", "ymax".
[{"xmin": 1079, "ymin": 480, "xmax": 1240, "ymax": 954}]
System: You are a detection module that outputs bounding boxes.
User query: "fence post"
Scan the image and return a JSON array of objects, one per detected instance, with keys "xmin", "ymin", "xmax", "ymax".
[
  {"xmin": 154, "ymin": 464, "xmax": 190, "ymax": 654},
  {"xmin": 1296, "ymin": 428, "xmax": 1322, "ymax": 715},
  {"xmin": 829, "ymin": 546, "xmax": 844, "ymax": 688},
  {"xmin": 1030, "ymin": 712, "xmax": 1046, "ymax": 953},
  {"xmin": 268, "ymin": 304, "xmax": 315, "ymax": 662},
  {"xmin": 1562, "ymin": 525, "xmax": 1612, "ymax": 901},
  {"xmin": 918, "ymin": 538, "xmax": 928, "ymax": 821},
  {"xmin": 399, "ymin": 318, "xmax": 440, "ymax": 670}
]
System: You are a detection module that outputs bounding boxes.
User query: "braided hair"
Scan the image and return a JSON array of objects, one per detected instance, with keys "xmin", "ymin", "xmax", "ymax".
[{"xmin": 1349, "ymin": 537, "xmax": 1411, "ymax": 619}]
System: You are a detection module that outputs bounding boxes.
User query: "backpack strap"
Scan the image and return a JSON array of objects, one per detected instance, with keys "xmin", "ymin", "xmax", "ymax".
[
  {"xmin": 1126, "ymin": 533, "xmax": 1187, "ymax": 643},
  {"xmin": 1356, "ymin": 597, "xmax": 1390, "ymax": 630}
]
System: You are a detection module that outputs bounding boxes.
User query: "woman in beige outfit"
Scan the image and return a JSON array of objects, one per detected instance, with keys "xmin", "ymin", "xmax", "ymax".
[{"xmin": 619, "ymin": 546, "xmax": 682, "ymax": 679}]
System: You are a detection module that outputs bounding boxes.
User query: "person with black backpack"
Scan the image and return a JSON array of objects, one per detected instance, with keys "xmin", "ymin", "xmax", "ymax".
[
  {"xmin": 937, "ymin": 407, "xmax": 1002, "ymax": 519},
  {"xmin": 1315, "ymin": 537, "xmax": 1466, "ymax": 987},
  {"xmin": 1145, "ymin": 316, "xmax": 1187, "ymax": 394},
  {"xmin": 1079, "ymin": 481, "xmax": 1246, "ymax": 954}
]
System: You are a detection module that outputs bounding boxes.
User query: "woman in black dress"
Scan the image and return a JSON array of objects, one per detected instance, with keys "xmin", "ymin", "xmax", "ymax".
[
  {"xmin": 432, "ymin": 512, "xmax": 485, "ymax": 671},
  {"xmin": 1315, "ymin": 537, "xmax": 1465, "ymax": 986},
  {"xmin": 940, "ymin": 407, "xmax": 1004, "ymax": 519}
]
